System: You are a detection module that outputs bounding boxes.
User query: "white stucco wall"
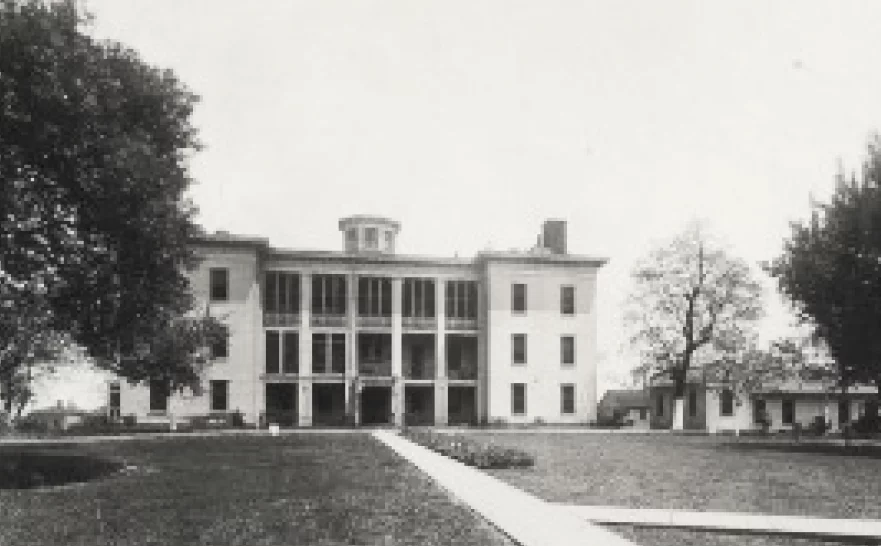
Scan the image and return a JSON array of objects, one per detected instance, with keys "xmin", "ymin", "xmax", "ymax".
[
  {"xmin": 485, "ymin": 261, "xmax": 599, "ymax": 424},
  {"xmin": 118, "ymin": 245, "xmax": 262, "ymax": 424}
]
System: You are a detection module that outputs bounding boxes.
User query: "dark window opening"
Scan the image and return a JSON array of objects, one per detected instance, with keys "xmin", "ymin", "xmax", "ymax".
[
  {"xmin": 561, "ymin": 285, "xmax": 575, "ymax": 315},
  {"xmin": 720, "ymin": 389, "xmax": 734, "ymax": 417},
  {"xmin": 403, "ymin": 278, "xmax": 436, "ymax": 318},
  {"xmin": 211, "ymin": 336, "xmax": 228, "ymax": 359},
  {"xmin": 512, "ymin": 383, "xmax": 526, "ymax": 415},
  {"xmin": 688, "ymin": 389, "xmax": 697, "ymax": 417},
  {"xmin": 561, "ymin": 336, "xmax": 575, "ymax": 365},
  {"xmin": 512, "ymin": 334, "xmax": 527, "ymax": 364},
  {"xmin": 358, "ymin": 277, "xmax": 392, "ymax": 317},
  {"xmin": 512, "ymin": 283, "xmax": 527, "ymax": 313},
  {"xmin": 312, "ymin": 275, "xmax": 347, "ymax": 316},
  {"xmin": 445, "ymin": 280, "xmax": 478, "ymax": 319},
  {"xmin": 839, "ymin": 399, "xmax": 850, "ymax": 424},
  {"xmin": 209, "ymin": 268, "xmax": 229, "ymax": 302},
  {"xmin": 365, "ymin": 227, "xmax": 378, "ymax": 248},
  {"xmin": 210, "ymin": 380, "xmax": 229, "ymax": 411},
  {"xmin": 264, "ymin": 272, "xmax": 300, "ymax": 314},
  {"xmin": 265, "ymin": 331, "xmax": 280, "ymax": 374},
  {"xmin": 782, "ymin": 399, "xmax": 795, "ymax": 425},
  {"xmin": 149, "ymin": 380, "xmax": 169, "ymax": 412},
  {"xmin": 754, "ymin": 399, "xmax": 767, "ymax": 424},
  {"xmin": 561, "ymin": 384, "xmax": 575, "ymax": 414},
  {"xmin": 282, "ymin": 332, "xmax": 298, "ymax": 374}
]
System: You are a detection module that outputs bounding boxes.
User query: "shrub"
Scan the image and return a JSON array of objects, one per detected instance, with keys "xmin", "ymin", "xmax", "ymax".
[
  {"xmin": 402, "ymin": 430, "xmax": 534, "ymax": 469},
  {"xmin": 122, "ymin": 414, "xmax": 137, "ymax": 428}
]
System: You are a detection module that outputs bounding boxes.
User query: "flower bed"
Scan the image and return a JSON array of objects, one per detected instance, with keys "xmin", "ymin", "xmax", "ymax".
[{"xmin": 403, "ymin": 430, "xmax": 534, "ymax": 469}]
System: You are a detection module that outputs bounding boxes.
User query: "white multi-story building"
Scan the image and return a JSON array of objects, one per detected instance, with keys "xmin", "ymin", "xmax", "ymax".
[{"xmin": 110, "ymin": 216, "xmax": 607, "ymax": 427}]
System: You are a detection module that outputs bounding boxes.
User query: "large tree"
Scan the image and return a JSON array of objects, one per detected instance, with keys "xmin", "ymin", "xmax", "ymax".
[
  {"xmin": 767, "ymin": 137, "xmax": 881, "ymax": 399},
  {"xmin": 625, "ymin": 222, "xmax": 764, "ymax": 429},
  {"xmin": 0, "ymin": 1, "xmax": 225, "ymax": 395}
]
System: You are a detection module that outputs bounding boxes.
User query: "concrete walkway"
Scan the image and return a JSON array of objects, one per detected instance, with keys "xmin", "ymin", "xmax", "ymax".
[
  {"xmin": 558, "ymin": 504, "xmax": 881, "ymax": 541},
  {"xmin": 373, "ymin": 430, "xmax": 637, "ymax": 546}
]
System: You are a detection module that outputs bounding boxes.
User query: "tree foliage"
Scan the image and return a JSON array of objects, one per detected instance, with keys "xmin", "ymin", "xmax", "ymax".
[
  {"xmin": 625, "ymin": 222, "xmax": 764, "ymax": 400},
  {"xmin": 0, "ymin": 1, "xmax": 225, "ymax": 390},
  {"xmin": 767, "ymin": 136, "xmax": 881, "ymax": 391}
]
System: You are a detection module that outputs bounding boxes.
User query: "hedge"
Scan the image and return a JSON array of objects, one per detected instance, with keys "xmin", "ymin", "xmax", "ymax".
[{"xmin": 403, "ymin": 430, "xmax": 534, "ymax": 469}]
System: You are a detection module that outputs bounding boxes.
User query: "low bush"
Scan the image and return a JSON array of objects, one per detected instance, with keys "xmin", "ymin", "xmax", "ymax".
[{"xmin": 403, "ymin": 430, "xmax": 534, "ymax": 469}]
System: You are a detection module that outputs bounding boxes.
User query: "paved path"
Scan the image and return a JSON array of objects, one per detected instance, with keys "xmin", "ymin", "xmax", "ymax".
[
  {"xmin": 558, "ymin": 504, "xmax": 881, "ymax": 541},
  {"xmin": 373, "ymin": 430, "xmax": 637, "ymax": 546}
]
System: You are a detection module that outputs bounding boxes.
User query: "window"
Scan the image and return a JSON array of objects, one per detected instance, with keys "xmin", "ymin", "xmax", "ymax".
[
  {"xmin": 403, "ymin": 278, "xmax": 436, "ymax": 318},
  {"xmin": 312, "ymin": 333, "xmax": 328, "ymax": 374},
  {"xmin": 512, "ymin": 383, "xmax": 526, "ymax": 415},
  {"xmin": 445, "ymin": 280, "xmax": 478, "ymax": 319},
  {"xmin": 109, "ymin": 382, "xmax": 121, "ymax": 418},
  {"xmin": 512, "ymin": 283, "xmax": 527, "ymax": 313},
  {"xmin": 384, "ymin": 231, "xmax": 394, "ymax": 250},
  {"xmin": 358, "ymin": 277, "xmax": 392, "ymax": 317},
  {"xmin": 312, "ymin": 275, "xmax": 347, "ymax": 315},
  {"xmin": 346, "ymin": 228, "xmax": 358, "ymax": 251},
  {"xmin": 754, "ymin": 399, "xmax": 767, "ymax": 424},
  {"xmin": 639, "ymin": 408, "xmax": 647, "ymax": 420},
  {"xmin": 720, "ymin": 389, "xmax": 734, "ymax": 417},
  {"xmin": 365, "ymin": 227, "xmax": 378, "ymax": 249},
  {"xmin": 310, "ymin": 333, "xmax": 346, "ymax": 374},
  {"xmin": 560, "ymin": 336, "xmax": 575, "ymax": 366},
  {"xmin": 688, "ymin": 389, "xmax": 697, "ymax": 417},
  {"xmin": 282, "ymin": 332, "xmax": 298, "ymax": 374},
  {"xmin": 561, "ymin": 286, "xmax": 575, "ymax": 315},
  {"xmin": 149, "ymin": 380, "xmax": 169, "ymax": 412},
  {"xmin": 209, "ymin": 268, "xmax": 229, "ymax": 302},
  {"xmin": 210, "ymin": 380, "xmax": 229, "ymax": 411},
  {"xmin": 211, "ymin": 336, "xmax": 228, "ymax": 359},
  {"xmin": 512, "ymin": 334, "xmax": 527, "ymax": 364},
  {"xmin": 265, "ymin": 331, "xmax": 280, "ymax": 374},
  {"xmin": 264, "ymin": 272, "xmax": 300, "ymax": 314},
  {"xmin": 331, "ymin": 333, "xmax": 346, "ymax": 373},
  {"xmin": 656, "ymin": 395, "xmax": 664, "ymax": 417},
  {"xmin": 561, "ymin": 384, "xmax": 575, "ymax": 414},
  {"xmin": 839, "ymin": 399, "xmax": 850, "ymax": 424},
  {"xmin": 782, "ymin": 399, "xmax": 795, "ymax": 425}
]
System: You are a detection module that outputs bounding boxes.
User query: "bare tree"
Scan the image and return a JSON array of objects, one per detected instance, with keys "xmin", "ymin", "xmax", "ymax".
[{"xmin": 625, "ymin": 222, "xmax": 764, "ymax": 429}]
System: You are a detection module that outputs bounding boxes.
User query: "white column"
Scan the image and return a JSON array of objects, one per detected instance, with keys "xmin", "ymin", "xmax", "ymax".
[
  {"xmin": 392, "ymin": 277, "xmax": 403, "ymax": 426},
  {"xmin": 435, "ymin": 278, "xmax": 448, "ymax": 425},
  {"xmin": 476, "ymin": 280, "xmax": 488, "ymax": 425},
  {"xmin": 298, "ymin": 273, "xmax": 312, "ymax": 427},
  {"xmin": 346, "ymin": 273, "xmax": 358, "ymax": 424}
]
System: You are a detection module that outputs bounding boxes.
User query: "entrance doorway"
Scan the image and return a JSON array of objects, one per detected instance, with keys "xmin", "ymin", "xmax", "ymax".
[
  {"xmin": 448, "ymin": 386, "xmax": 476, "ymax": 426},
  {"xmin": 361, "ymin": 386, "xmax": 392, "ymax": 425},
  {"xmin": 265, "ymin": 383, "xmax": 297, "ymax": 427},
  {"xmin": 313, "ymin": 383, "xmax": 346, "ymax": 426},
  {"xmin": 405, "ymin": 386, "xmax": 435, "ymax": 426}
]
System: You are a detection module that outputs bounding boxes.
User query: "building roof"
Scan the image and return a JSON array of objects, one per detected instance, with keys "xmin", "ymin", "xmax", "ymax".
[
  {"xmin": 338, "ymin": 215, "xmax": 401, "ymax": 231},
  {"xmin": 191, "ymin": 231, "xmax": 608, "ymax": 269},
  {"xmin": 599, "ymin": 389, "xmax": 650, "ymax": 409}
]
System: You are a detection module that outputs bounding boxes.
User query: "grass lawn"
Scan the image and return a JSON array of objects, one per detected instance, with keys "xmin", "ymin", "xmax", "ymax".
[
  {"xmin": 0, "ymin": 433, "xmax": 512, "ymax": 546},
  {"xmin": 465, "ymin": 433, "xmax": 881, "ymax": 546},
  {"xmin": 472, "ymin": 433, "xmax": 881, "ymax": 520}
]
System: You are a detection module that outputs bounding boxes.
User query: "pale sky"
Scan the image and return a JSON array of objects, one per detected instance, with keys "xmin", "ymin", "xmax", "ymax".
[{"xmin": 35, "ymin": 1, "xmax": 881, "ymax": 407}]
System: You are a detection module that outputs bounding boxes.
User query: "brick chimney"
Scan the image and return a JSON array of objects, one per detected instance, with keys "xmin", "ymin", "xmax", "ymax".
[{"xmin": 542, "ymin": 220, "xmax": 567, "ymax": 254}]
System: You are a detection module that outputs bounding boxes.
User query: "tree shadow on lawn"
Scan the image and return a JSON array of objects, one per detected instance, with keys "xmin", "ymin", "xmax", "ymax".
[{"xmin": 0, "ymin": 444, "xmax": 125, "ymax": 489}]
